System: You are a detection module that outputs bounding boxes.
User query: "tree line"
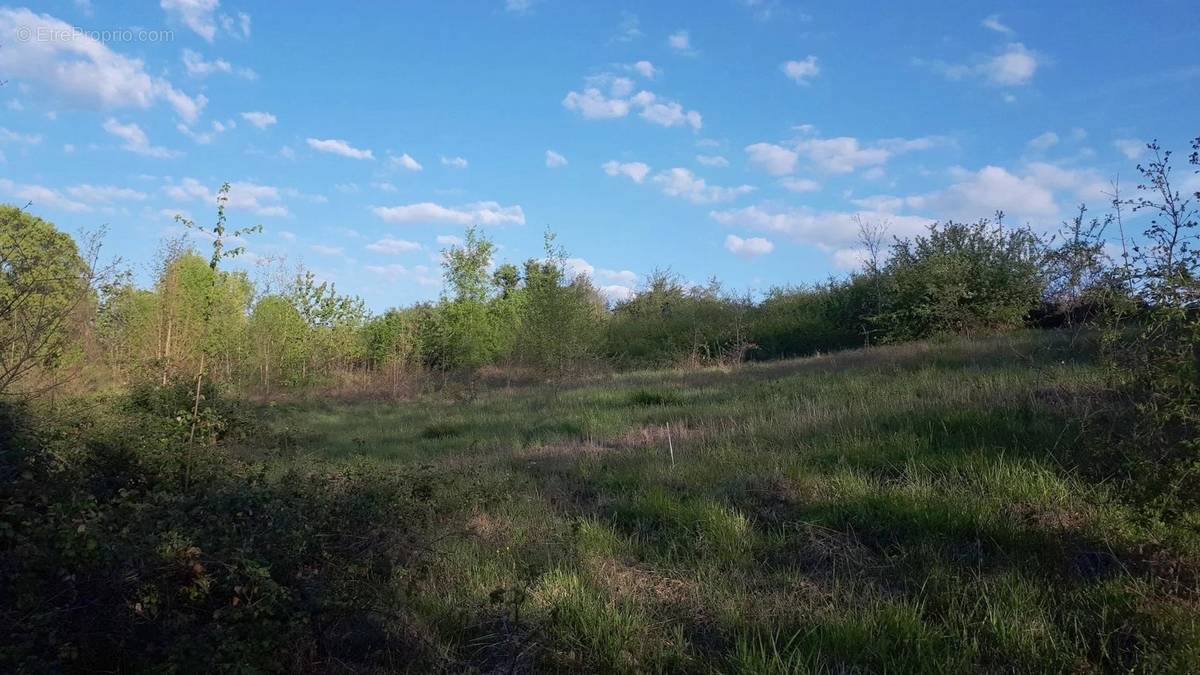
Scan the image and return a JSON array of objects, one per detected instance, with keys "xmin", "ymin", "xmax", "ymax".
[{"xmin": 0, "ymin": 140, "xmax": 1196, "ymax": 408}]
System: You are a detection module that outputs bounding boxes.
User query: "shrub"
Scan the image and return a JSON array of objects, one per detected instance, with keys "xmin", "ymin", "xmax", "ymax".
[
  {"xmin": 604, "ymin": 272, "xmax": 752, "ymax": 368},
  {"xmin": 873, "ymin": 218, "xmax": 1046, "ymax": 342},
  {"xmin": 749, "ymin": 281, "xmax": 868, "ymax": 359}
]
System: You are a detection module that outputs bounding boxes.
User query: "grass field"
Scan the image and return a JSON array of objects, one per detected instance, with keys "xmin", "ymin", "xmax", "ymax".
[{"xmin": 244, "ymin": 331, "xmax": 1200, "ymax": 673}]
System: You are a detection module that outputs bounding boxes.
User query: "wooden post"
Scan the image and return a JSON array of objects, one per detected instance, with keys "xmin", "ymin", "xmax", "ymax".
[{"xmin": 667, "ymin": 422, "xmax": 675, "ymax": 470}]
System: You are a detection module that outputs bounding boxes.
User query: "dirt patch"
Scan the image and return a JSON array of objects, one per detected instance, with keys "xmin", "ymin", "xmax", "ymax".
[
  {"xmin": 466, "ymin": 511, "xmax": 513, "ymax": 547},
  {"xmin": 587, "ymin": 557, "xmax": 701, "ymax": 611},
  {"xmin": 1004, "ymin": 501, "xmax": 1090, "ymax": 533}
]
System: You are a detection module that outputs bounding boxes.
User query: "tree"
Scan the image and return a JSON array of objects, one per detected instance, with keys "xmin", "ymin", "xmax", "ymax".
[
  {"xmin": 173, "ymin": 183, "xmax": 260, "ymax": 444},
  {"xmin": 1044, "ymin": 204, "xmax": 1115, "ymax": 326},
  {"xmin": 248, "ymin": 295, "xmax": 306, "ymax": 392},
  {"xmin": 434, "ymin": 227, "xmax": 505, "ymax": 371},
  {"xmin": 517, "ymin": 230, "xmax": 601, "ymax": 373},
  {"xmin": 0, "ymin": 205, "xmax": 97, "ymax": 397}
]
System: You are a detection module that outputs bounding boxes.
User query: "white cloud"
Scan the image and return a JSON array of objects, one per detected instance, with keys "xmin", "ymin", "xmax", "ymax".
[
  {"xmin": 725, "ymin": 234, "xmax": 774, "ymax": 259},
  {"xmin": 562, "ymin": 87, "xmax": 632, "ymax": 119},
  {"xmin": 552, "ymin": 258, "xmax": 638, "ymax": 302},
  {"xmin": 711, "ymin": 204, "xmax": 933, "ymax": 250},
  {"xmin": 745, "ymin": 142, "xmax": 798, "ymax": 175},
  {"xmin": 1113, "ymin": 138, "xmax": 1145, "ymax": 160},
  {"xmin": 436, "ymin": 234, "xmax": 463, "ymax": 247},
  {"xmin": 610, "ymin": 77, "xmax": 636, "ymax": 97},
  {"xmin": 930, "ymin": 43, "xmax": 1041, "ymax": 87},
  {"xmin": 366, "ymin": 264, "xmax": 411, "ymax": 282},
  {"xmin": 372, "ymin": 181, "xmax": 397, "ymax": 192},
  {"xmin": 781, "ymin": 56, "xmax": 820, "ymax": 84},
  {"xmin": 597, "ymin": 268, "xmax": 638, "ymax": 286},
  {"xmin": 441, "ymin": 155, "xmax": 469, "ymax": 169},
  {"xmin": 222, "ymin": 11, "xmax": 251, "ymax": 39},
  {"xmin": 161, "ymin": 0, "xmax": 220, "ymax": 41},
  {"xmin": 505, "ymin": 0, "xmax": 536, "ymax": 13},
  {"xmin": 563, "ymin": 75, "xmax": 701, "ymax": 130},
  {"xmin": 696, "ymin": 154, "xmax": 729, "ymax": 168},
  {"xmin": 562, "ymin": 257, "xmax": 594, "ymax": 278},
  {"xmin": 631, "ymin": 60, "xmax": 657, "ymax": 78},
  {"xmin": 278, "ymin": 230, "xmax": 296, "ymax": 241},
  {"xmin": 164, "ymin": 177, "xmax": 290, "ymax": 217},
  {"xmin": 780, "ymin": 177, "xmax": 821, "ymax": 192},
  {"xmin": 388, "ymin": 153, "xmax": 423, "ymax": 171},
  {"xmin": 613, "ymin": 11, "xmax": 642, "ymax": 42},
  {"xmin": 176, "ymin": 118, "xmax": 235, "ymax": 144},
  {"xmin": 545, "ymin": 149, "xmax": 568, "ymax": 168},
  {"xmin": 983, "ymin": 43, "xmax": 1040, "ymax": 86},
  {"xmin": 0, "ymin": 178, "xmax": 91, "ymax": 212},
  {"xmin": 795, "ymin": 136, "xmax": 891, "ymax": 174},
  {"xmin": 0, "ymin": 127, "xmax": 42, "ymax": 145},
  {"xmin": 0, "ymin": 8, "xmax": 207, "ymax": 122},
  {"xmin": 366, "ymin": 237, "xmax": 421, "ymax": 254},
  {"xmin": 832, "ymin": 247, "xmax": 870, "ymax": 270},
  {"xmin": 1027, "ymin": 131, "xmax": 1059, "ymax": 151},
  {"xmin": 306, "ymin": 138, "xmax": 374, "ymax": 160},
  {"xmin": 633, "ymin": 91, "xmax": 703, "ymax": 129},
  {"xmin": 310, "ymin": 244, "xmax": 344, "ymax": 257},
  {"xmin": 372, "ymin": 201, "xmax": 526, "ymax": 226},
  {"xmin": 240, "ymin": 111, "xmax": 277, "ymax": 129},
  {"xmin": 602, "ymin": 160, "xmax": 651, "ymax": 183},
  {"xmin": 181, "ymin": 49, "xmax": 255, "ymax": 78},
  {"xmin": 103, "ymin": 118, "xmax": 177, "ymax": 158},
  {"xmin": 600, "ymin": 285, "xmax": 635, "ymax": 303},
  {"xmin": 667, "ymin": 30, "xmax": 696, "ymax": 56},
  {"xmin": 981, "ymin": 14, "xmax": 1015, "ymax": 36},
  {"xmin": 652, "ymin": 168, "xmax": 755, "ymax": 204},
  {"xmin": 906, "ymin": 165, "xmax": 1059, "ymax": 219}
]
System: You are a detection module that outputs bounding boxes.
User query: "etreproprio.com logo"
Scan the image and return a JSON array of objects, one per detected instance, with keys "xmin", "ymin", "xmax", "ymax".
[{"xmin": 14, "ymin": 25, "xmax": 175, "ymax": 44}]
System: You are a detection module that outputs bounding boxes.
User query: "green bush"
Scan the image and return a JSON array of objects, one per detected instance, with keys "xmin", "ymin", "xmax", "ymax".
[
  {"xmin": 604, "ymin": 272, "xmax": 752, "ymax": 368},
  {"xmin": 873, "ymin": 219, "xmax": 1046, "ymax": 342},
  {"xmin": 749, "ymin": 280, "xmax": 869, "ymax": 359}
]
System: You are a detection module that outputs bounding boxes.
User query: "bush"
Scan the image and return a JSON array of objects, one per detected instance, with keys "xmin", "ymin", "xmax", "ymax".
[
  {"xmin": 873, "ymin": 219, "xmax": 1046, "ymax": 342},
  {"xmin": 604, "ymin": 273, "xmax": 752, "ymax": 368},
  {"xmin": 0, "ymin": 397, "xmax": 457, "ymax": 672},
  {"xmin": 749, "ymin": 281, "xmax": 868, "ymax": 359}
]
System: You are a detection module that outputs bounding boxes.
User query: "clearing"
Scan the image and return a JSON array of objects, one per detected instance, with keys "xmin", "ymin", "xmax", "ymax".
[{"xmin": 243, "ymin": 331, "xmax": 1199, "ymax": 673}]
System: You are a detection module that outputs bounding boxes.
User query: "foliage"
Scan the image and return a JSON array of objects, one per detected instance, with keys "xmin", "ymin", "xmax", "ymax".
[
  {"xmin": 604, "ymin": 272, "xmax": 752, "ymax": 367},
  {"xmin": 0, "ymin": 206, "xmax": 94, "ymax": 396},
  {"xmin": 748, "ymin": 280, "xmax": 868, "ymax": 359},
  {"xmin": 1095, "ymin": 138, "xmax": 1200, "ymax": 511},
  {"xmin": 516, "ymin": 231, "xmax": 603, "ymax": 373},
  {"xmin": 0, "ymin": 395, "xmax": 454, "ymax": 672},
  {"xmin": 872, "ymin": 218, "xmax": 1046, "ymax": 341}
]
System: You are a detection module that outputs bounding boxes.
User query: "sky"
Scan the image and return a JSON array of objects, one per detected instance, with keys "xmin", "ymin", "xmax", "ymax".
[{"xmin": 1, "ymin": 1, "xmax": 1198, "ymax": 311}]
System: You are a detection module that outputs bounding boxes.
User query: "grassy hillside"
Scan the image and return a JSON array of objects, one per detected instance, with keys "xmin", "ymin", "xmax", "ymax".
[{"xmin": 235, "ymin": 330, "xmax": 1197, "ymax": 673}]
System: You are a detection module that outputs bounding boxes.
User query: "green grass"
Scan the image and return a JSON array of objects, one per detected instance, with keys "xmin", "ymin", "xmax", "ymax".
[{"xmin": 242, "ymin": 331, "xmax": 1200, "ymax": 673}]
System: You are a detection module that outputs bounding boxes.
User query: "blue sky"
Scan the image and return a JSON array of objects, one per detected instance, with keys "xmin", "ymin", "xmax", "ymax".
[{"xmin": 1, "ymin": 1, "xmax": 1197, "ymax": 310}]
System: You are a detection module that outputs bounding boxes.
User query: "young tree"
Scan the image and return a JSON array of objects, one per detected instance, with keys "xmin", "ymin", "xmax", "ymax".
[
  {"xmin": 435, "ymin": 227, "xmax": 504, "ymax": 371},
  {"xmin": 173, "ymin": 183, "xmax": 260, "ymax": 444},
  {"xmin": 517, "ymin": 230, "xmax": 602, "ymax": 373}
]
